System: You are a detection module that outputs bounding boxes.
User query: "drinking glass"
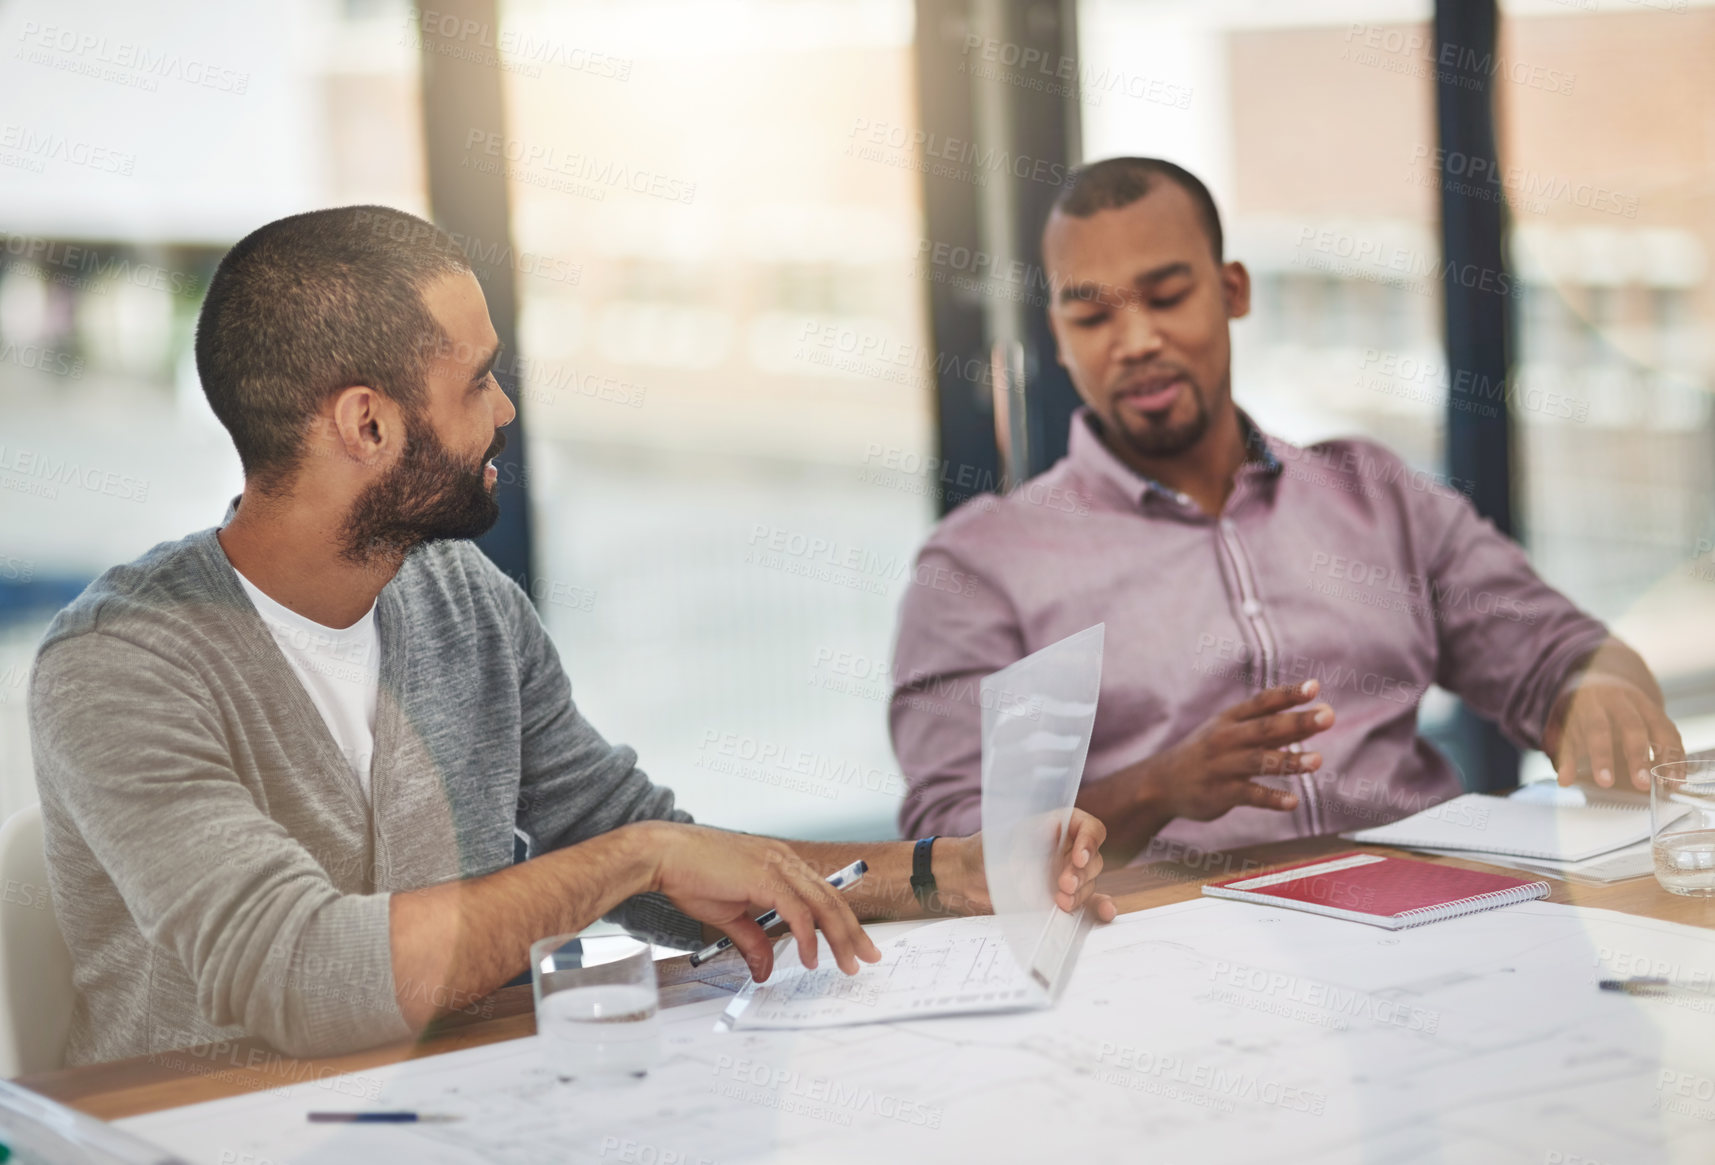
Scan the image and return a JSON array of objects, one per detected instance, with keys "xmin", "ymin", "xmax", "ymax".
[
  {"xmin": 1650, "ymin": 760, "xmax": 1715, "ymax": 897},
  {"xmin": 531, "ymin": 934, "xmax": 661, "ymax": 1083}
]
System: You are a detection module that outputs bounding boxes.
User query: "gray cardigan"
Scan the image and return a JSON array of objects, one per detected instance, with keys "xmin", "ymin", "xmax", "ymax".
[{"xmin": 29, "ymin": 515, "xmax": 699, "ymax": 1065}]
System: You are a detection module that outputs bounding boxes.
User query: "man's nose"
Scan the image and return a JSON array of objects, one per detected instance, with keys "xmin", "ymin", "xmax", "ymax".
[
  {"xmin": 1116, "ymin": 304, "xmax": 1163, "ymax": 358},
  {"xmin": 496, "ymin": 386, "xmax": 518, "ymax": 428}
]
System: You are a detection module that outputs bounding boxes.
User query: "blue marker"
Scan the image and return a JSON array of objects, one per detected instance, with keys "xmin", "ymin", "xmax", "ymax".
[{"xmin": 687, "ymin": 859, "xmax": 868, "ymax": 968}]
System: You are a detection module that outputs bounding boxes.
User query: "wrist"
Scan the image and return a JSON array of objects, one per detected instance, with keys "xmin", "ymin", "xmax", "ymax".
[
  {"xmin": 928, "ymin": 836, "xmax": 980, "ymax": 913},
  {"xmin": 1542, "ymin": 687, "xmax": 1573, "ymax": 752},
  {"xmin": 529, "ymin": 822, "xmax": 672, "ymax": 940},
  {"xmin": 1127, "ymin": 760, "xmax": 1177, "ymax": 829},
  {"xmin": 614, "ymin": 819, "xmax": 674, "ymax": 897}
]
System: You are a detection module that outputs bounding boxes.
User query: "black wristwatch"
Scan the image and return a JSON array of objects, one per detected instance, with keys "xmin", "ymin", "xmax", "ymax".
[{"xmin": 910, "ymin": 836, "xmax": 939, "ymax": 908}]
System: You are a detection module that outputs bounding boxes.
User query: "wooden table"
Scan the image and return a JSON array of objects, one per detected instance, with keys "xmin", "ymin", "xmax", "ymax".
[{"xmin": 20, "ymin": 836, "xmax": 1715, "ymax": 1122}]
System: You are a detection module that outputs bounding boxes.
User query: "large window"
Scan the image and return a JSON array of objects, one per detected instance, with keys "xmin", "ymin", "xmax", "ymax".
[
  {"xmin": 8, "ymin": 0, "xmax": 1710, "ymax": 831},
  {"xmin": 0, "ymin": 0, "xmax": 426, "ymax": 821},
  {"xmin": 1079, "ymin": 0, "xmax": 1442, "ymax": 466},
  {"xmin": 498, "ymin": 0, "xmax": 937, "ymax": 839},
  {"xmin": 1495, "ymin": 2, "xmax": 1715, "ymax": 742}
]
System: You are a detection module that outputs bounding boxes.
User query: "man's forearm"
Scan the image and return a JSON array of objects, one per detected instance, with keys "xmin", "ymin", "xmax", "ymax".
[
  {"xmin": 388, "ymin": 822, "xmax": 658, "ymax": 1030},
  {"xmin": 786, "ymin": 839, "xmax": 975, "ymax": 921}
]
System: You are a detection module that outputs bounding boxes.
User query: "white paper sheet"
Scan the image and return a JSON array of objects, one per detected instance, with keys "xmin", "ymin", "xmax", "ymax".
[
  {"xmin": 977, "ymin": 623, "xmax": 1102, "ymax": 1000},
  {"xmin": 723, "ymin": 625, "xmax": 1106, "ymax": 1032},
  {"xmin": 720, "ymin": 915, "xmax": 1038, "ymax": 1030},
  {"xmin": 1345, "ymin": 791, "xmax": 1651, "ymax": 861},
  {"xmin": 1411, "ymin": 839, "xmax": 1655, "ymax": 884}
]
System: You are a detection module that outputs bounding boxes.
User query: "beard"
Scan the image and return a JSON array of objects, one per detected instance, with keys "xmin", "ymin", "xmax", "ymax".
[
  {"xmin": 1106, "ymin": 373, "xmax": 1212, "ymax": 460},
  {"xmin": 339, "ymin": 416, "xmax": 504, "ymax": 566}
]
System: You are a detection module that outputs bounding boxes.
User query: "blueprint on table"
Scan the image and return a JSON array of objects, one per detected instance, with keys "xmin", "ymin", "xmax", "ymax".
[{"xmin": 121, "ymin": 897, "xmax": 1715, "ymax": 1164}]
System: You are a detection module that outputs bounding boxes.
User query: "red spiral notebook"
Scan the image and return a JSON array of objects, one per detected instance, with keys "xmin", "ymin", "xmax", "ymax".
[{"xmin": 1201, "ymin": 851, "xmax": 1551, "ymax": 930}]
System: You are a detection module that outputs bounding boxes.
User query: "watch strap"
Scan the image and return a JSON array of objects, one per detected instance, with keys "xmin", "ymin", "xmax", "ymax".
[{"xmin": 910, "ymin": 836, "xmax": 939, "ymax": 907}]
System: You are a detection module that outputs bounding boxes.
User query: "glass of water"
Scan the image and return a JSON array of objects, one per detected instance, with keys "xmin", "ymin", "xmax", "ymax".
[
  {"xmin": 531, "ymin": 933, "xmax": 661, "ymax": 1083},
  {"xmin": 1650, "ymin": 761, "xmax": 1715, "ymax": 896}
]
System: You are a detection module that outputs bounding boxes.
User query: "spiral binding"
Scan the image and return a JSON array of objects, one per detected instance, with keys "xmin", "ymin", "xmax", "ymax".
[{"xmin": 1392, "ymin": 881, "xmax": 1550, "ymax": 925}]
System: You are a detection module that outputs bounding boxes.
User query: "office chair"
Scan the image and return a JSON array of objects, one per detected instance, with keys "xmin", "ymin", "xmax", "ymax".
[{"xmin": 0, "ymin": 803, "xmax": 74, "ymax": 1076}]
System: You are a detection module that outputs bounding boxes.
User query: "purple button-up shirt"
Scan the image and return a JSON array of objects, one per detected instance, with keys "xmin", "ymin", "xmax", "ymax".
[{"xmin": 889, "ymin": 410, "xmax": 1609, "ymax": 862}]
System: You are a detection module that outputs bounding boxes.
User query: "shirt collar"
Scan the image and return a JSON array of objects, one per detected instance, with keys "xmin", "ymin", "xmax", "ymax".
[
  {"xmin": 1066, "ymin": 406, "xmax": 1282, "ymax": 510},
  {"xmin": 1241, "ymin": 413, "xmax": 1284, "ymax": 475}
]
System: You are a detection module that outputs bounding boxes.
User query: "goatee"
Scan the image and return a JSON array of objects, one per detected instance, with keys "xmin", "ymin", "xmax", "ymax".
[{"xmin": 1111, "ymin": 378, "xmax": 1211, "ymax": 460}]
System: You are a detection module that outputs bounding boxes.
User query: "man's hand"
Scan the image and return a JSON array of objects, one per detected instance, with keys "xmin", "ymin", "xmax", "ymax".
[
  {"xmin": 1546, "ymin": 671, "xmax": 1682, "ymax": 791},
  {"xmin": 1134, "ymin": 680, "xmax": 1332, "ymax": 821},
  {"xmin": 640, "ymin": 822, "xmax": 881, "ymax": 982},
  {"xmin": 931, "ymin": 809, "xmax": 1118, "ymax": 923},
  {"xmin": 1053, "ymin": 810, "xmax": 1118, "ymax": 922},
  {"xmin": 1076, "ymin": 680, "xmax": 1333, "ymax": 864}
]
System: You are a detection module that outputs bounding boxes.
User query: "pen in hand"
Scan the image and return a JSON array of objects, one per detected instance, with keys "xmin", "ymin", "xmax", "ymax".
[{"xmin": 687, "ymin": 859, "xmax": 868, "ymax": 968}]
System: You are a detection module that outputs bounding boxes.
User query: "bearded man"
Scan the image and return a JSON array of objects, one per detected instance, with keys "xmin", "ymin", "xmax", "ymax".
[{"xmin": 30, "ymin": 206, "xmax": 1111, "ymax": 1066}]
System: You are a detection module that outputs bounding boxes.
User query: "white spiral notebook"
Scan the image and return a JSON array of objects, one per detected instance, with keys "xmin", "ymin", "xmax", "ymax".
[{"xmin": 1343, "ymin": 792, "xmax": 1651, "ymax": 863}]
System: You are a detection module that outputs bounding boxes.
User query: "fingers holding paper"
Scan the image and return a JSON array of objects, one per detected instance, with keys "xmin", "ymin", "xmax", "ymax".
[
  {"xmin": 938, "ymin": 813, "xmax": 1115, "ymax": 922},
  {"xmin": 1054, "ymin": 809, "xmax": 1117, "ymax": 922}
]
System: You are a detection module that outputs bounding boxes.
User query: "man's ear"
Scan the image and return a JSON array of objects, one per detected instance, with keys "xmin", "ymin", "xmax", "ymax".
[
  {"xmin": 1221, "ymin": 260, "xmax": 1252, "ymax": 321},
  {"xmin": 326, "ymin": 385, "xmax": 396, "ymax": 467}
]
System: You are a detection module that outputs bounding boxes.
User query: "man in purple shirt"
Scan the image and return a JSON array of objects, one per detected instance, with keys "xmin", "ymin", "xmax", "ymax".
[{"xmin": 890, "ymin": 157, "xmax": 1681, "ymax": 866}]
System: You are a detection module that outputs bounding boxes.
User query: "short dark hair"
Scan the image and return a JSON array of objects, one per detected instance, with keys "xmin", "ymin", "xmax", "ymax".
[
  {"xmin": 1051, "ymin": 157, "xmax": 1224, "ymax": 262},
  {"xmin": 194, "ymin": 205, "xmax": 471, "ymax": 490}
]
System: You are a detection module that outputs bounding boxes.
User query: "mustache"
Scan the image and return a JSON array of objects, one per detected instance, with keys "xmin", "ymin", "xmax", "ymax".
[
  {"xmin": 1112, "ymin": 365, "xmax": 1193, "ymax": 394},
  {"xmin": 483, "ymin": 430, "xmax": 507, "ymax": 463}
]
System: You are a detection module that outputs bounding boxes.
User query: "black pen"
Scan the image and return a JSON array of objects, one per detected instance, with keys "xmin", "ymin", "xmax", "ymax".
[{"xmin": 307, "ymin": 1112, "xmax": 460, "ymax": 1123}]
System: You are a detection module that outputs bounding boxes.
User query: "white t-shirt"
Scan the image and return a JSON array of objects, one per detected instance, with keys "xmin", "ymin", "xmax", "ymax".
[{"xmin": 234, "ymin": 570, "xmax": 381, "ymax": 800}]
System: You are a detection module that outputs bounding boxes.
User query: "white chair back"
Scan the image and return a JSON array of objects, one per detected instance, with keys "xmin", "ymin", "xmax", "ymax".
[{"xmin": 0, "ymin": 803, "xmax": 73, "ymax": 1076}]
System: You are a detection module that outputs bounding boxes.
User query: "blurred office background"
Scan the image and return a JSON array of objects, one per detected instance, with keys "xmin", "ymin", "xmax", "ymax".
[{"xmin": 2, "ymin": 0, "xmax": 1712, "ymax": 837}]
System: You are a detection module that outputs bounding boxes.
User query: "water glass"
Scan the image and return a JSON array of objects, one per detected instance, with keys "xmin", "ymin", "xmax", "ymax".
[
  {"xmin": 531, "ymin": 933, "xmax": 661, "ymax": 1083},
  {"xmin": 1650, "ymin": 760, "xmax": 1715, "ymax": 897}
]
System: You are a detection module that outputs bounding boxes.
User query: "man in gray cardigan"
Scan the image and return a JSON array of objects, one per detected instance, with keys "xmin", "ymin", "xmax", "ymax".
[{"xmin": 29, "ymin": 206, "xmax": 1114, "ymax": 1067}]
